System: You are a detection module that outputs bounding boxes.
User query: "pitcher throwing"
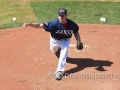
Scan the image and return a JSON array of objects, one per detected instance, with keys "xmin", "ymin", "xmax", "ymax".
[{"xmin": 22, "ymin": 8, "xmax": 83, "ymax": 80}]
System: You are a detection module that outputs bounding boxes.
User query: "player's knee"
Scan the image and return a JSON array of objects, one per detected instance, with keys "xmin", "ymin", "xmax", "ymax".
[{"xmin": 50, "ymin": 47, "xmax": 58, "ymax": 52}]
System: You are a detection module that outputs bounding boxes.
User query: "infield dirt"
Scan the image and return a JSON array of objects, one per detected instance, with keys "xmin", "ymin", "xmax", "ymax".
[{"xmin": 0, "ymin": 24, "xmax": 120, "ymax": 90}]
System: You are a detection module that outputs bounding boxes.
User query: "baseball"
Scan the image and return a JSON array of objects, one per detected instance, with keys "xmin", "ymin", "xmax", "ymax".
[{"xmin": 13, "ymin": 17, "xmax": 17, "ymax": 21}]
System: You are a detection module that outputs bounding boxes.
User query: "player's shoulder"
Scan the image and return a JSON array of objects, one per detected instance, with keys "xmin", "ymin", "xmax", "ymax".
[
  {"xmin": 67, "ymin": 19, "xmax": 78, "ymax": 26},
  {"xmin": 47, "ymin": 19, "xmax": 59, "ymax": 26}
]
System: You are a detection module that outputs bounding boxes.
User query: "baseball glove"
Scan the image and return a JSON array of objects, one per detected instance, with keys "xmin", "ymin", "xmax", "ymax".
[{"xmin": 76, "ymin": 42, "xmax": 83, "ymax": 50}]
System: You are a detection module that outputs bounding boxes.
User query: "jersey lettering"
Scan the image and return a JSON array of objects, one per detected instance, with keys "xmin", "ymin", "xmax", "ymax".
[
  {"xmin": 56, "ymin": 30, "xmax": 61, "ymax": 34},
  {"xmin": 64, "ymin": 30, "xmax": 67, "ymax": 35},
  {"xmin": 56, "ymin": 30, "xmax": 73, "ymax": 36},
  {"xmin": 59, "ymin": 30, "xmax": 64, "ymax": 34}
]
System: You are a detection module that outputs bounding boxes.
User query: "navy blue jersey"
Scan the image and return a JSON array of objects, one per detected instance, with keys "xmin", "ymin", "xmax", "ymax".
[{"xmin": 43, "ymin": 19, "xmax": 79, "ymax": 39}]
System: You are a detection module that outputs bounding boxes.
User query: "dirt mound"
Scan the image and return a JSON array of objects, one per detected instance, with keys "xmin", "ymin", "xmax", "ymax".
[{"xmin": 0, "ymin": 24, "xmax": 120, "ymax": 90}]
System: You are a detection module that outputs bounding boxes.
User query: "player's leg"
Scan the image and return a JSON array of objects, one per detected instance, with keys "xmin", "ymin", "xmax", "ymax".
[
  {"xmin": 55, "ymin": 38, "xmax": 70, "ymax": 80},
  {"xmin": 50, "ymin": 36, "xmax": 60, "ymax": 52},
  {"xmin": 56, "ymin": 38, "xmax": 70, "ymax": 72}
]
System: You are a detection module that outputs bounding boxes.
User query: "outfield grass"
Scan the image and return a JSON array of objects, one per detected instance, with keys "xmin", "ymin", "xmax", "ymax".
[
  {"xmin": 0, "ymin": 0, "xmax": 120, "ymax": 29},
  {"xmin": 30, "ymin": 1, "xmax": 120, "ymax": 25},
  {"xmin": 0, "ymin": 0, "xmax": 38, "ymax": 29}
]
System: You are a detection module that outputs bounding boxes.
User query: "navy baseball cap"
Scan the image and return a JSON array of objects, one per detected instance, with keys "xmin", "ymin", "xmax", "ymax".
[{"xmin": 58, "ymin": 8, "xmax": 67, "ymax": 15}]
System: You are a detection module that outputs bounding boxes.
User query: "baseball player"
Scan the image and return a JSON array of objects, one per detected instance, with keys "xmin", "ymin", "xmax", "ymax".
[{"xmin": 22, "ymin": 8, "xmax": 83, "ymax": 80}]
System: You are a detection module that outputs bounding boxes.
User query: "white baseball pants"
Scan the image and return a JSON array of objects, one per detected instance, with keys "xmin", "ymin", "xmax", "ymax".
[{"xmin": 50, "ymin": 36, "xmax": 70, "ymax": 72}]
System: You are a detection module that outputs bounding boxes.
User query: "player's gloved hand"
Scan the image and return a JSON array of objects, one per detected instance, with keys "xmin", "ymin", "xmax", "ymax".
[{"xmin": 76, "ymin": 42, "xmax": 83, "ymax": 50}]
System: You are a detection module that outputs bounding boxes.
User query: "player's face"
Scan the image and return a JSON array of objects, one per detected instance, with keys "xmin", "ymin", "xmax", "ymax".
[{"xmin": 58, "ymin": 14, "xmax": 67, "ymax": 24}]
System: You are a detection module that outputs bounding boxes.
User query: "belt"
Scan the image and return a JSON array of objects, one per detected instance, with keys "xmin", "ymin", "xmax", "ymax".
[
  {"xmin": 54, "ymin": 38, "xmax": 68, "ymax": 40},
  {"xmin": 54, "ymin": 38, "xmax": 62, "ymax": 40}
]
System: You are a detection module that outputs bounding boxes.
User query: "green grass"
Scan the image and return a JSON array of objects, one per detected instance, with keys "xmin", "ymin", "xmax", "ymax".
[
  {"xmin": 0, "ymin": 0, "xmax": 38, "ymax": 29},
  {"xmin": 30, "ymin": 1, "xmax": 120, "ymax": 25},
  {"xmin": 0, "ymin": 0, "xmax": 120, "ymax": 29}
]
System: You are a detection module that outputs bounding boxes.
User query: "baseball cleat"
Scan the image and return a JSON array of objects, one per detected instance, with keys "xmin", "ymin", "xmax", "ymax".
[{"xmin": 55, "ymin": 71, "xmax": 63, "ymax": 80}]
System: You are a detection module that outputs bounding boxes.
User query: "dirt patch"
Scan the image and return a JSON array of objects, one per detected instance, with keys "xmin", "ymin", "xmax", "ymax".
[{"xmin": 0, "ymin": 24, "xmax": 120, "ymax": 90}]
